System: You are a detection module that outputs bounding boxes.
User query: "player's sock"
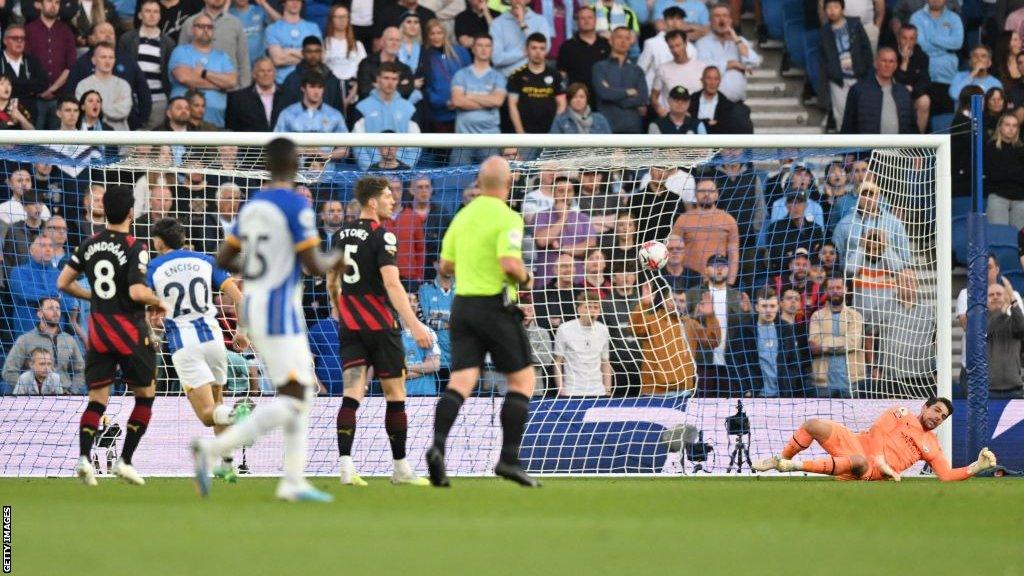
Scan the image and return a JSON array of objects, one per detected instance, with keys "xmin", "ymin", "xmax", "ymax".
[
  {"xmin": 207, "ymin": 398, "xmax": 299, "ymax": 456},
  {"xmin": 120, "ymin": 397, "xmax": 154, "ymax": 465},
  {"xmin": 222, "ymin": 456, "xmax": 234, "ymax": 467},
  {"xmin": 800, "ymin": 456, "xmax": 852, "ymax": 476},
  {"xmin": 336, "ymin": 396, "xmax": 359, "ymax": 457},
  {"xmin": 432, "ymin": 388, "xmax": 465, "ymax": 453},
  {"xmin": 499, "ymin": 392, "xmax": 530, "ymax": 465},
  {"xmin": 212, "ymin": 404, "xmax": 232, "ymax": 426},
  {"xmin": 385, "ymin": 400, "xmax": 408, "ymax": 460},
  {"xmin": 282, "ymin": 406, "xmax": 309, "ymax": 487},
  {"xmin": 781, "ymin": 427, "xmax": 814, "ymax": 459},
  {"xmin": 79, "ymin": 401, "xmax": 106, "ymax": 457}
]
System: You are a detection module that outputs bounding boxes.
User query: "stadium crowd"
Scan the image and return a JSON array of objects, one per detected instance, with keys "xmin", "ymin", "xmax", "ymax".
[{"xmin": 0, "ymin": 0, "xmax": 1019, "ymax": 399}]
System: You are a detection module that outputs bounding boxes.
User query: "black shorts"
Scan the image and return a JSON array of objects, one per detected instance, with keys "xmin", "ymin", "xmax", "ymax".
[
  {"xmin": 450, "ymin": 295, "xmax": 533, "ymax": 373},
  {"xmin": 85, "ymin": 346, "xmax": 157, "ymax": 390},
  {"xmin": 340, "ymin": 327, "xmax": 406, "ymax": 379}
]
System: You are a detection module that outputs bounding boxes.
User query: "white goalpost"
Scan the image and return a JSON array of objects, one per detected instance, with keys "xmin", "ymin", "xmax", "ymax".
[{"xmin": 0, "ymin": 132, "xmax": 952, "ymax": 477}]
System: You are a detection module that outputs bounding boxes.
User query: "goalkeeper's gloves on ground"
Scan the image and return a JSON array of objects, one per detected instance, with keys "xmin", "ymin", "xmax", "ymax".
[{"xmin": 968, "ymin": 448, "xmax": 998, "ymax": 476}]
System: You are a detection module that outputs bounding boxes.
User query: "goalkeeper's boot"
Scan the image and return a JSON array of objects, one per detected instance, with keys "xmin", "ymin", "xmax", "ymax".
[
  {"xmin": 753, "ymin": 455, "xmax": 781, "ymax": 472},
  {"xmin": 75, "ymin": 455, "xmax": 98, "ymax": 487},
  {"xmin": 213, "ymin": 460, "xmax": 238, "ymax": 483},
  {"xmin": 494, "ymin": 461, "xmax": 541, "ymax": 488},
  {"xmin": 112, "ymin": 459, "xmax": 146, "ymax": 486},
  {"xmin": 276, "ymin": 481, "xmax": 334, "ymax": 503},
  {"xmin": 425, "ymin": 447, "xmax": 450, "ymax": 487},
  {"xmin": 390, "ymin": 458, "xmax": 430, "ymax": 486},
  {"xmin": 339, "ymin": 456, "xmax": 368, "ymax": 487},
  {"xmin": 190, "ymin": 439, "xmax": 212, "ymax": 498},
  {"xmin": 775, "ymin": 458, "xmax": 801, "ymax": 473},
  {"xmin": 229, "ymin": 401, "xmax": 251, "ymax": 425}
]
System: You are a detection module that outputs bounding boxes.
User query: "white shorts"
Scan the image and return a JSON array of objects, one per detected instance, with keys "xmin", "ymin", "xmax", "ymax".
[
  {"xmin": 249, "ymin": 333, "xmax": 316, "ymax": 388},
  {"xmin": 172, "ymin": 340, "xmax": 228, "ymax": 392}
]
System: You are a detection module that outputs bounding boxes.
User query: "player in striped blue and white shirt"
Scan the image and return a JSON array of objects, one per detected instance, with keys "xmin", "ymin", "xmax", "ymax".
[
  {"xmin": 148, "ymin": 217, "xmax": 249, "ymax": 481},
  {"xmin": 192, "ymin": 137, "xmax": 346, "ymax": 503}
]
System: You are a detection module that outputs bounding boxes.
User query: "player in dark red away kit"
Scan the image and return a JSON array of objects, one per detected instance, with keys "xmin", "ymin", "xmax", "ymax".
[
  {"xmin": 327, "ymin": 175, "xmax": 433, "ymax": 486},
  {"xmin": 57, "ymin": 185, "xmax": 167, "ymax": 486}
]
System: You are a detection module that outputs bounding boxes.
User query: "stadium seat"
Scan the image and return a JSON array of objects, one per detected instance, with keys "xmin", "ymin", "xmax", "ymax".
[
  {"xmin": 987, "ymin": 223, "xmax": 1019, "ymax": 248},
  {"xmin": 783, "ymin": 4, "xmax": 808, "ymax": 69},
  {"xmin": 803, "ymin": 31, "xmax": 821, "ymax": 96},
  {"xmin": 991, "ymin": 245, "xmax": 1022, "ymax": 275},
  {"xmin": 1006, "ymin": 270, "xmax": 1024, "ymax": 295},
  {"xmin": 763, "ymin": 0, "xmax": 786, "ymax": 39},
  {"xmin": 952, "ymin": 196, "xmax": 972, "ymax": 219},
  {"xmin": 931, "ymin": 113, "xmax": 954, "ymax": 134},
  {"xmin": 952, "ymin": 215, "xmax": 968, "ymax": 266}
]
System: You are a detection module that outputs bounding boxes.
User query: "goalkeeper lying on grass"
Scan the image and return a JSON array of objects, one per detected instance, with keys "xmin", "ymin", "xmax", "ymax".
[{"xmin": 754, "ymin": 397, "xmax": 998, "ymax": 481}]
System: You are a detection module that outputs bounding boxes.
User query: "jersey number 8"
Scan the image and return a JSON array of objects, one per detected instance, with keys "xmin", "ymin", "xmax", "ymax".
[{"xmin": 93, "ymin": 260, "xmax": 117, "ymax": 299}]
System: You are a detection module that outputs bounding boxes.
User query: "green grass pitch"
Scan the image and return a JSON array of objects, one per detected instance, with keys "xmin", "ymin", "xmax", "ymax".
[{"xmin": 3, "ymin": 477, "xmax": 1023, "ymax": 575}]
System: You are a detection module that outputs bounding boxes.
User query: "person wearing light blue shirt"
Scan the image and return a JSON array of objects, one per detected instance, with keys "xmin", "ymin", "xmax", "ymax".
[
  {"xmin": 947, "ymin": 44, "xmax": 1002, "ymax": 100},
  {"xmin": 489, "ymin": 0, "xmax": 553, "ymax": 76},
  {"xmin": 418, "ymin": 272, "xmax": 454, "ymax": 370},
  {"xmin": 695, "ymin": 5, "xmax": 761, "ymax": 102},
  {"xmin": 351, "ymin": 63, "xmax": 421, "ymax": 170},
  {"xmin": 168, "ymin": 15, "xmax": 239, "ymax": 127},
  {"xmin": 449, "ymin": 34, "xmax": 507, "ymax": 165},
  {"xmin": 654, "ymin": 0, "xmax": 710, "ymax": 26},
  {"xmin": 275, "ymin": 73, "xmax": 349, "ymax": 163},
  {"xmin": 265, "ymin": 0, "xmax": 322, "ymax": 83},
  {"xmin": 908, "ymin": 0, "xmax": 963, "ymax": 86},
  {"xmin": 403, "ymin": 295, "xmax": 441, "ymax": 396},
  {"xmin": 831, "ymin": 182, "xmax": 911, "ymax": 267},
  {"xmin": 231, "ymin": 0, "xmax": 275, "ymax": 65}
]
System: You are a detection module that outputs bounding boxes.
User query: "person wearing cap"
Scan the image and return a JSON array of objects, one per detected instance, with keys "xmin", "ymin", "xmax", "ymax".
[
  {"xmin": 684, "ymin": 252, "xmax": 751, "ymax": 395},
  {"xmin": 379, "ymin": 0, "xmax": 438, "ymax": 35},
  {"xmin": 397, "ymin": 11, "xmax": 431, "ymax": 83},
  {"xmin": 765, "ymin": 163, "xmax": 824, "ymax": 226},
  {"xmin": 274, "ymin": 71, "xmax": 349, "ymax": 162},
  {"xmin": 638, "ymin": 7, "xmax": 700, "ymax": 90},
  {"xmin": 178, "ymin": 0, "xmax": 252, "ymax": 90},
  {"xmin": 264, "ymin": 0, "xmax": 322, "ymax": 84},
  {"xmin": 169, "ymin": 13, "xmax": 239, "ymax": 127},
  {"xmin": 650, "ymin": 30, "xmax": 705, "ymax": 117},
  {"xmin": 281, "ymin": 35, "xmax": 344, "ymax": 111},
  {"xmin": 770, "ymin": 247, "xmax": 826, "ymax": 323},
  {"xmin": 759, "ymin": 192, "xmax": 826, "ymax": 282},
  {"xmin": 351, "ymin": 63, "xmax": 422, "ymax": 170},
  {"xmin": 649, "ymin": 85, "xmax": 706, "ymax": 134},
  {"xmin": 490, "ymin": 0, "xmax": 552, "ymax": 76}
]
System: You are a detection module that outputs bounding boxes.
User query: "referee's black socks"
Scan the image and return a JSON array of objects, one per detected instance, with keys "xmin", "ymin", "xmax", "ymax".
[
  {"xmin": 431, "ymin": 388, "xmax": 465, "ymax": 453},
  {"xmin": 500, "ymin": 392, "xmax": 530, "ymax": 465},
  {"xmin": 337, "ymin": 396, "xmax": 360, "ymax": 456}
]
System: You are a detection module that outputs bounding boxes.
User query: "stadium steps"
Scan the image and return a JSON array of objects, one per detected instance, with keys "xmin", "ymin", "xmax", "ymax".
[{"xmin": 746, "ymin": 26, "xmax": 826, "ymax": 135}]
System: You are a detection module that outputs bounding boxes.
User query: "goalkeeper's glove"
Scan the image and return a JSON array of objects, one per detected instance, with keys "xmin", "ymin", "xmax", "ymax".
[{"xmin": 967, "ymin": 447, "xmax": 998, "ymax": 476}]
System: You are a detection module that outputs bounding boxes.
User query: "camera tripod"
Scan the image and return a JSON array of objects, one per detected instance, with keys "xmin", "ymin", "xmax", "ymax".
[{"xmin": 726, "ymin": 430, "xmax": 753, "ymax": 473}]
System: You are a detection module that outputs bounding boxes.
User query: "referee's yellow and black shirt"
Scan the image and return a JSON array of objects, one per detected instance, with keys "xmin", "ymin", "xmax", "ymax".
[{"xmin": 440, "ymin": 195, "xmax": 525, "ymax": 300}]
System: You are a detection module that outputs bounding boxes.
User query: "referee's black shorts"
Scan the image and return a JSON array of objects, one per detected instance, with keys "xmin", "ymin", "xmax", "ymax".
[{"xmin": 449, "ymin": 295, "xmax": 533, "ymax": 373}]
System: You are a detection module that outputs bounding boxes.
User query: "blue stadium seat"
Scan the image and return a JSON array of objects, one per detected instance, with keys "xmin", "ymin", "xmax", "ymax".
[
  {"xmin": 952, "ymin": 196, "xmax": 972, "ymax": 219},
  {"xmin": 1006, "ymin": 270, "xmax": 1024, "ymax": 295},
  {"xmin": 782, "ymin": 0, "xmax": 807, "ymax": 69},
  {"xmin": 952, "ymin": 215, "xmax": 968, "ymax": 266},
  {"xmin": 987, "ymin": 223, "xmax": 1019, "ymax": 248},
  {"xmin": 931, "ymin": 113, "xmax": 954, "ymax": 134},
  {"xmin": 763, "ymin": 0, "xmax": 786, "ymax": 39},
  {"xmin": 992, "ymin": 245, "xmax": 1022, "ymax": 275},
  {"xmin": 803, "ymin": 32, "xmax": 821, "ymax": 96}
]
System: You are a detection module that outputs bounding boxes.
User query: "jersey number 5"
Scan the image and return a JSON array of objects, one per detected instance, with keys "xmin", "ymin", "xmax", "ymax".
[
  {"xmin": 241, "ymin": 234, "xmax": 269, "ymax": 280},
  {"xmin": 343, "ymin": 244, "xmax": 360, "ymax": 284}
]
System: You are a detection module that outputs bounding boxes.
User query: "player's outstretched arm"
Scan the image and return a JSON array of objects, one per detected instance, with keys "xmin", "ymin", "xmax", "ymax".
[
  {"xmin": 381, "ymin": 265, "xmax": 432, "ymax": 348},
  {"xmin": 56, "ymin": 265, "xmax": 91, "ymax": 301},
  {"xmin": 298, "ymin": 245, "xmax": 345, "ymax": 277},
  {"xmin": 929, "ymin": 448, "xmax": 997, "ymax": 481}
]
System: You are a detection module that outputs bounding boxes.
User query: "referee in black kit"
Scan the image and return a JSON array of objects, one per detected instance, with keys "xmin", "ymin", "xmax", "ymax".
[{"xmin": 425, "ymin": 156, "xmax": 540, "ymax": 488}]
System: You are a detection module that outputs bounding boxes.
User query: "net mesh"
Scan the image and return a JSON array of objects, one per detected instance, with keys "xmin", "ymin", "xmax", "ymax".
[{"xmin": 0, "ymin": 140, "xmax": 941, "ymax": 477}]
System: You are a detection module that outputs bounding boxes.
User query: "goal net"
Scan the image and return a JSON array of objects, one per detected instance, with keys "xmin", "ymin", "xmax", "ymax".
[{"xmin": 0, "ymin": 133, "xmax": 951, "ymax": 477}]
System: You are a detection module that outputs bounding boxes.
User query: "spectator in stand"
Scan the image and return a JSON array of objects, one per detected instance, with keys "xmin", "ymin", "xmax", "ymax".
[
  {"xmin": 455, "ymin": 0, "xmax": 497, "ymax": 49},
  {"xmin": 984, "ymin": 113, "xmax": 1024, "ymax": 228},
  {"xmin": 820, "ymin": 0, "xmax": 873, "ymax": 128},
  {"xmin": 419, "ymin": 260, "xmax": 455, "ymax": 382},
  {"xmin": 120, "ymin": 0, "xmax": 176, "ymax": 129},
  {"xmin": 323, "ymin": 4, "xmax": 366, "ymax": 105},
  {"xmin": 368, "ymin": 141, "xmax": 411, "ymax": 170},
  {"xmin": 356, "ymin": 27, "xmax": 421, "ymax": 105},
  {"xmin": 184, "ymin": 89, "xmax": 219, "ymax": 130},
  {"xmin": 264, "ymin": 0, "xmax": 321, "ymax": 84},
  {"xmin": 508, "ymin": 33, "xmax": 566, "ymax": 144},
  {"xmin": 818, "ymin": 239, "xmax": 841, "ymax": 276},
  {"xmin": 378, "ymin": 0, "xmax": 438, "ymax": 33},
  {"xmin": 574, "ymin": 169, "xmax": 617, "ymax": 232},
  {"xmin": 225, "ymin": 56, "xmax": 285, "ymax": 131},
  {"xmin": 384, "ymin": 182, "xmax": 427, "ymax": 290},
  {"xmin": 984, "ymin": 87, "xmax": 1007, "ymax": 135},
  {"xmin": 8, "ymin": 348, "xmax": 62, "ymax": 395},
  {"xmin": 689, "ymin": 65, "xmax": 745, "ymax": 134},
  {"xmin": 695, "ymin": 4, "xmax": 761, "ymax": 102},
  {"xmin": 650, "ymin": 31, "xmax": 704, "ymax": 117},
  {"xmin": 449, "ymin": 33, "xmax": 506, "ymax": 166},
  {"xmin": 600, "ymin": 210, "xmax": 640, "ymax": 265},
  {"xmin": 577, "ymin": 247, "xmax": 611, "ymax": 297},
  {"xmin": 685, "ymin": 253, "xmax": 751, "ymax": 396},
  {"xmin": 994, "ymin": 30, "xmax": 1022, "ymax": 86},
  {"xmin": 820, "ymin": 160, "xmax": 858, "ymax": 232},
  {"xmin": 280, "ymin": 36, "xmax": 344, "ymax": 111},
  {"xmin": 274, "ymin": 72, "xmax": 349, "ymax": 163},
  {"xmin": 557, "ymin": 5, "xmax": 610, "ymax": 99},
  {"xmin": 554, "ymin": 290, "xmax": 612, "ymax": 396},
  {"xmin": 42, "ymin": 215, "xmax": 70, "ymax": 268},
  {"xmin": 889, "ymin": 0, "xmax": 958, "ymax": 32},
  {"xmin": 177, "ymin": 0, "xmax": 250, "ymax": 90},
  {"xmin": 24, "ymin": 0, "xmax": 77, "ymax": 128},
  {"xmin": 3, "ymin": 191, "xmax": 46, "ymax": 267},
  {"xmin": 771, "ymin": 248, "xmax": 826, "ymax": 322},
  {"xmin": 986, "ymin": 278, "xmax": 1024, "ymax": 398},
  {"xmin": 533, "ymin": 176, "xmax": 597, "ymax": 283},
  {"xmin": 318, "ymin": 199, "xmax": 344, "ymax": 252},
  {"xmin": 534, "ymin": 252, "xmax": 580, "ymax": 329},
  {"xmin": 424, "ymin": 18, "xmax": 471, "ymax": 132},
  {"xmin": 169, "ymin": 13, "xmax": 239, "ymax": 128},
  {"xmin": 489, "ymin": 0, "xmax": 551, "ymax": 76},
  {"xmin": 639, "ymin": 7, "xmax": 698, "ymax": 91},
  {"xmin": 154, "ymin": 94, "xmax": 193, "ymax": 132},
  {"xmin": 3, "ymin": 297, "xmax": 85, "ymax": 394},
  {"xmin": 654, "ymin": 0, "xmax": 710, "ymax": 36},
  {"xmin": 133, "ymin": 183, "xmax": 173, "ymax": 241},
  {"xmin": 0, "ymin": 25, "xmax": 50, "ymax": 129},
  {"xmin": 658, "ymin": 235, "xmax": 695, "ymax": 293},
  {"xmin": 408, "ymin": 175, "xmax": 450, "ymax": 274},
  {"xmin": 630, "ymin": 286, "xmax": 720, "ymax": 395},
  {"xmin": 591, "ymin": 0, "xmax": 641, "ymax": 46},
  {"xmin": 600, "ymin": 260, "xmax": 644, "ymax": 395},
  {"xmin": 650, "ymin": 85, "xmax": 706, "ymax": 133},
  {"xmin": 74, "ymin": 43, "xmax": 133, "ymax": 131},
  {"xmin": 760, "ymin": 192, "xmax": 826, "ymax": 280},
  {"xmin": 396, "ymin": 12, "xmax": 430, "ymax": 86},
  {"xmin": 0, "ymin": 75, "xmax": 34, "ymax": 130},
  {"xmin": 400, "ymin": 293, "xmax": 442, "ymax": 396},
  {"xmin": 69, "ymin": 0, "xmax": 120, "ymax": 49},
  {"xmin": 629, "ymin": 165, "xmax": 682, "ymax": 244},
  {"xmin": 67, "ymin": 23, "xmax": 153, "ymax": 131},
  {"xmin": 8, "ymin": 235, "xmax": 74, "ymax": 335},
  {"xmin": 592, "ymin": 26, "xmax": 647, "ymax": 134},
  {"xmin": 949, "ymin": 45, "xmax": 1003, "ymax": 102},
  {"xmin": 673, "ymin": 177, "xmax": 740, "ymax": 286},
  {"xmin": 833, "ymin": 0, "xmax": 885, "ymax": 51},
  {"xmin": 550, "ymin": 83, "xmax": 613, "ymax": 134},
  {"xmin": 895, "ymin": 23, "xmax": 932, "ymax": 133},
  {"xmin": 230, "ymin": 0, "xmax": 280, "ymax": 67},
  {"xmin": 0, "ymin": 169, "xmax": 51, "ymax": 225},
  {"xmin": 352, "ymin": 62, "xmax": 422, "ymax": 169},
  {"xmin": 842, "ymin": 47, "xmax": 914, "ymax": 134},
  {"xmin": 833, "ymin": 180, "xmax": 910, "ymax": 265},
  {"xmin": 808, "ymin": 275, "xmax": 865, "ymax": 398},
  {"xmin": 418, "ymin": 0, "xmax": 463, "ymax": 35},
  {"xmin": 909, "ymin": 0, "xmax": 963, "ymax": 110}
]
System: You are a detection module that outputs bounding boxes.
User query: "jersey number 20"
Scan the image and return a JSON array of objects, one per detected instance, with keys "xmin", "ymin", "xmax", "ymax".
[{"xmin": 163, "ymin": 278, "xmax": 210, "ymax": 317}]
